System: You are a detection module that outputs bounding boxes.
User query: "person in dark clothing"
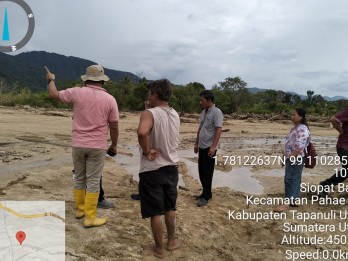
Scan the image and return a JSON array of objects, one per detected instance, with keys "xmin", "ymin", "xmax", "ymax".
[
  {"xmin": 194, "ymin": 90, "xmax": 223, "ymax": 207},
  {"xmin": 319, "ymin": 109, "xmax": 348, "ymax": 193}
]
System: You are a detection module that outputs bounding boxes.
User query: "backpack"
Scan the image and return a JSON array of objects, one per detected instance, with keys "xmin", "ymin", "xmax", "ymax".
[{"xmin": 304, "ymin": 141, "xmax": 317, "ymax": 168}]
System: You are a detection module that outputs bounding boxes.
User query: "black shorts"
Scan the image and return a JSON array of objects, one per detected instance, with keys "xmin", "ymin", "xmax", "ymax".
[{"xmin": 139, "ymin": 165, "xmax": 178, "ymax": 219}]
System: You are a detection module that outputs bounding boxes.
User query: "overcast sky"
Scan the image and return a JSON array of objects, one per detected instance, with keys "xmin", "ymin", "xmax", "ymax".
[{"xmin": 2, "ymin": 0, "xmax": 348, "ymax": 97}]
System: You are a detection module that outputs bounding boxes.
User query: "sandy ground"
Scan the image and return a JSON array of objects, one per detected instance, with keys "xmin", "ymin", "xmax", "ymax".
[{"xmin": 1, "ymin": 106, "xmax": 348, "ymax": 261}]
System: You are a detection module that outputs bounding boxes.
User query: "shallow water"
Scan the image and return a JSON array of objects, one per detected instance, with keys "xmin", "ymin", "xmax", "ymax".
[
  {"xmin": 113, "ymin": 145, "xmax": 186, "ymax": 187},
  {"xmin": 0, "ymin": 156, "xmax": 72, "ymax": 176},
  {"xmin": 179, "ymin": 149, "xmax": 264, "ymax": 195},
  {"xmin": 2, "ymin": 134, "xmax": 338, "ymax": 195},
  {"xmin": 114, "ymin": 146, "xmax": 264, "ymax": 195},
  {"xmin": 114, "ymin": 135, "xmax": 340, "ymax": 196}
]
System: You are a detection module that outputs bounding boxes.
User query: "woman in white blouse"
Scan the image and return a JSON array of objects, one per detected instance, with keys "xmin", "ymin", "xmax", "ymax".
[{"xmin": 274, "ymin": 108, "xmax": 310, "ymax": 212}]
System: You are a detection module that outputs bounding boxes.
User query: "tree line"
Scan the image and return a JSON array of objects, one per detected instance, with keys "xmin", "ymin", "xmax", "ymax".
[{"xmin": 1, "ymin": 76, "xmax": 347, "ymax": 115}]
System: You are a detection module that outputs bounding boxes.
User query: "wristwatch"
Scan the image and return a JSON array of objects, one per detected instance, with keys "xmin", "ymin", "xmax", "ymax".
[{"xmin": 47, "ymin": 79, "xmax": 55, "ymax": 84}]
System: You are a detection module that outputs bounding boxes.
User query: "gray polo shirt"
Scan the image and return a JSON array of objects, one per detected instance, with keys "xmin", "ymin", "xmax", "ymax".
[{"xmin": 199, "ymin": 105, "xmax": 223, "ymax": 149}]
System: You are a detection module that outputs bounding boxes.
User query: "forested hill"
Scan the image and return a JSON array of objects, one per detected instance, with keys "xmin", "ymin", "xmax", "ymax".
[
  {"xmin": 0, "ymin": 51, "xmax": 139, "ymax": 91},
  {"xmin": 1, "ymin": 51, "xmax": 347, "ymax": 115},
  {"xmin": 0, "ymin": 52, "xmax": 44, "ymax": 91}
]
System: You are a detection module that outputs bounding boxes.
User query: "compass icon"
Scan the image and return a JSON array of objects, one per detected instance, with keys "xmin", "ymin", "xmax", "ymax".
[{"xmin": 0, "ymin": 0, "xmax": 35, "ymax": 53}]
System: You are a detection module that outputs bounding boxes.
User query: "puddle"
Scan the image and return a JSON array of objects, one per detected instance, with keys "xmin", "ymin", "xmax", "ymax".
[
  {"xmin": 108, "ymin": 134, "xmax": 340, "ymax": 195},
  {"xmin": 113, "ymin": 146, "xmax": 264, "ymax": 195},
  {"xmin": 179, "ymin": 150, "xmax": 263, "ymax": 195},
  {"xmin": 112, "ymin": 145, "xmax": 185, "ymax": 187},
  {"xmin": 0, "ymin": 156, "xmax": 72, "ymax": 176}
]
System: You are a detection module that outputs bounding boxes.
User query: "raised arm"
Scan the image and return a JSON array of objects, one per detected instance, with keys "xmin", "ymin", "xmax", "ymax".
[{"xmin": 45, "ymin": 66, "xmax": 59, "ymax": 100}]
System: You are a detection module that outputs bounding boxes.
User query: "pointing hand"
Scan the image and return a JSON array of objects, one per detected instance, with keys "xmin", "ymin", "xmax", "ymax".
[{"xmin": 45, "ymin": 66, "xmax": 55, "ymax": 81}]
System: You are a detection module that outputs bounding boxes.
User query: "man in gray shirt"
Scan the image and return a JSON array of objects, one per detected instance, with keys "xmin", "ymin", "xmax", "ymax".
[{"xmin": 194, "ymin": 90, "xmax": 223, "ymax": 207}]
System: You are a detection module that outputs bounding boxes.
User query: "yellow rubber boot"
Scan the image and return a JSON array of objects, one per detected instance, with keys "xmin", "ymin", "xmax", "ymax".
[
  {"xmin": 74, "ymin": 189, "xmax": 85, "ymax": 219},
  {"xmin": 84, "ymin": 192, "xmax": 107, "ymax": 228}
]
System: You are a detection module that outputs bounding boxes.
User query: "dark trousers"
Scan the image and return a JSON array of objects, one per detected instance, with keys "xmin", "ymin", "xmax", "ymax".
[
  {"xmin": 198, "ymin": 148, "xmax": 216, "ymax": 200},
  {"xmin": 98, "ymin": 176, "xmax": 105, "ymax": 202},
  {"xmin": 322, "ymin": 148, "xmax": 348, "ymax": 185}
]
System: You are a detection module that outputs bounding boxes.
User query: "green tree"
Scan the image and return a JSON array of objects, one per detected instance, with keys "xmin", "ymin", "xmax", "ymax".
[
  {"xmin": 306, "ymin": 90, "xmax": 315, "ymax": 106},
  {"xmin": 214, "ymin": 76, "xmax": 250, "ymax": 113},
  {"xmin": 172, "ymin": 82, "xmax": 205, "ymax": 113},
  {"xmin": 218, "ymin": 77, "xmax": 247, "ymax": 92}
]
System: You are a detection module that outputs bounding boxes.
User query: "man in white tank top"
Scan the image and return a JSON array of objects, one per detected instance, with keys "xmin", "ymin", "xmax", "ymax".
[{"xmin": 137, "ymin": 79, "xmax": 181, "ymax": 258}]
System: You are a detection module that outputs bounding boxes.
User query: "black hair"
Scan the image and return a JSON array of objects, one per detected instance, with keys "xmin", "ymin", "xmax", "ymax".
[
  {"xmin": 85, "ymin": 80, "xmax": 105, "ymax": 86},
  {"xmin": 295, "ymin": 108, "xmax": 308, "ymax": 127},
  {"xmin": 147, "ymin": 79, "xmax": 172, "ymax": 101},
  {"xmin": 199, "ymin": 90, "xmax": 214, "ymax": 102}
]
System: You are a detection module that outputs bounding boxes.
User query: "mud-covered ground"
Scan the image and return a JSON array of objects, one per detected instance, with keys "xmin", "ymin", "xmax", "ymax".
[{"xmin": 1, "ymin": 106, "xmax": 347, "ymax": 261}]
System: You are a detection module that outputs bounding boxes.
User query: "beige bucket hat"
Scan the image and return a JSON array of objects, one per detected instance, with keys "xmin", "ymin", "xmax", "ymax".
[{"xmin": 81, "ymin": 64, "xmax": 110, "ymax": 82}]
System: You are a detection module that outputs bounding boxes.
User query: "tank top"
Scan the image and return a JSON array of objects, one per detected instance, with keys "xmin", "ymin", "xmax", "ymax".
[{"xmin": 139, "ymin": 106, "xmax": 180, "ymax": 173}]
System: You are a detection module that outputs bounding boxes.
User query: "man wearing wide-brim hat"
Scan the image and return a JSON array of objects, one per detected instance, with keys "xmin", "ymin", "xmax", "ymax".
[{"xmin": 45, "ymin": 64, "xmax": 119, "ymax": 228}]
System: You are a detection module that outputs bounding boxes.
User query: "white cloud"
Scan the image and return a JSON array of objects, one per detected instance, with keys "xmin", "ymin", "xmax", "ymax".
[{"xmin": 7, "ymin": 0, "xmax": 348, "ymax": 97}]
